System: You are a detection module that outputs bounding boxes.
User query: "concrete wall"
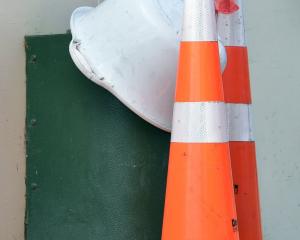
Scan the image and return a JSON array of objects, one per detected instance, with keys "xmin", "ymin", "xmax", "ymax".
[
  {"xmin": 0, "ymin": 0, "xmax": 299, "ymax": 239},
  {"xmin": 0, "ymin": 1, "xmax": 98, "ymax": 239},
  {"xmin": 246, "ymin": 0, "xmax": 300, "ymax": 238}
]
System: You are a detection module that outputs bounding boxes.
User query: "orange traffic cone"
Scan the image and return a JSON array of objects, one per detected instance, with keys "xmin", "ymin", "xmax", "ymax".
[
  {"xmin": 162, "ymin": 0, "xmax": 239, "ymax": 239},
  {"xmin": 217, "ymin": 1, "xmax": 263, "ymax": 239}
]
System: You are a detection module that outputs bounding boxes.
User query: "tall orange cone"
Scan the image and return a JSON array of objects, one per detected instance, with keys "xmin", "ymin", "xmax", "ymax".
[
  {"xmin": 217, "ymin": 1, "xmax": 263, "ymax": 239},
  {"xmin": 162, "ymin": 0, "xmax": 239, "ymax": 239}
]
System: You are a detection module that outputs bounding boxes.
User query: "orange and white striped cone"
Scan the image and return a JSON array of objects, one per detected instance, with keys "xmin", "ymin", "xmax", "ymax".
[
  {"xmin": 217, "ymin": 1, "xmax": 263, "ymax": 239},
  {"xmin": 162, "ymin": 0, "xmax": 239, "ymax": 239}
]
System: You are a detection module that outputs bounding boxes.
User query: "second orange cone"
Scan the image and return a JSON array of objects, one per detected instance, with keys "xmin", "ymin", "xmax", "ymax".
[
  {"xmin": 217, "ymin": 1, "xmax": 263, "ymax": 239},
  {"xmin": 162, "ymin": 0, "xmax": 239, "ymax": 239}
]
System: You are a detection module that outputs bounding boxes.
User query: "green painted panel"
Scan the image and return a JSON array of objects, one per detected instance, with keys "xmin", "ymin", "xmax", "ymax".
[{"xmin": 26, "ymin": 34, "xmax": 170, "ymax": 240}]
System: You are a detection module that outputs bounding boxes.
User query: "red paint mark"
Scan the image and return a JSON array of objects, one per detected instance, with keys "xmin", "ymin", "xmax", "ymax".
[{"xmin": 215, "ymin": 0, "xmax": 239, "ymax": 14}]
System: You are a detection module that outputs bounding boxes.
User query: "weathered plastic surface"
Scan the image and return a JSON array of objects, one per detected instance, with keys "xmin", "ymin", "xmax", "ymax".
[
  {"xmin": 70, "ymin": 0, "xmax": 227, "ymax": 132},
  {"xmin": 26, "ymin": 34, "xmax": 170, "ymax": 240}
]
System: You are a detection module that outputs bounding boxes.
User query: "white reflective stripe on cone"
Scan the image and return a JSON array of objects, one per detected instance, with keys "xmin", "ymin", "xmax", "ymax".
[
  {"xmin": 171, "ymin": 102, "xmax": 229, "ymax": 143},
  {"xmin": 227, "ymin": 103, "xmax": 255, "ymax": 141},
  {"xmin": 217, "ymin": 0, "xmax": 246, "ymax": 47},
  {"xmin": 181, "ymin": 0, "xmax": 217, "ymax": 42}
]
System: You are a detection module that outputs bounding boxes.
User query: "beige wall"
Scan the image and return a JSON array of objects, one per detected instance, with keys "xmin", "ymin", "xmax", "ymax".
[
  {"xmin": 0, "ymin": 1, "xmax": 97, "ymax": 239},
  {"xmin": 0, "ymin": 0, "xmax": 299, "ymax": 239},
  {"xmin": 246, "ymin": 0, "xmax": 300, "ymax": 238}
]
